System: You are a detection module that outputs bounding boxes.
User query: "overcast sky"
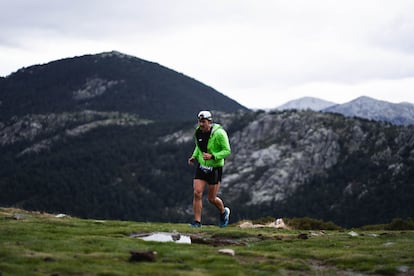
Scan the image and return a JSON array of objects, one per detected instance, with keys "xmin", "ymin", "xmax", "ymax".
[{"xmin": 1, "ymin": 0, "xmax": 414, "ymax": 109}]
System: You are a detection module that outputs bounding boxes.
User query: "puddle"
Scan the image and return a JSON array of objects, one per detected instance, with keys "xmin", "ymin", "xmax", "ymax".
[{"xmin": 130, "ymin": 232, "xmax": 191, "ymax": 244}]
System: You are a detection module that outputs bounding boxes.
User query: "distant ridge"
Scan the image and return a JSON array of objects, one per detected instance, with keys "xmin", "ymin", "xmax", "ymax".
[
  {"xmin": 323, "ymin": 96, "xmax": 414, "ymax": 125},
  {"xmin": 276, "ymin": 97, "xmax": 336, "ymax": 111},
  {"xmin": 277, "ymin": 96, "xmax": 414, "ymax": 125}
]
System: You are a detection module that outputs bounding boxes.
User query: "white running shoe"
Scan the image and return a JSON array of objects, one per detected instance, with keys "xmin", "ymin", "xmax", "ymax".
[{"xmin": 219, "ymin": 207, "xmax": 230, "ymax": 227}]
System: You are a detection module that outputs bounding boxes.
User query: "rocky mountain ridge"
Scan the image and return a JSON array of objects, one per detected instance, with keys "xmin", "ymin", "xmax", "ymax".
[
  {"xmin": 324, "ymin": 96, "xmax": 414, "ymax": 125},
  {"xmin": 276, "ymin": 96, "xmax": 414, "ymax": 125},
  {"xmin": 0, "ymin": 111, "xmax": 150, "ymax": 156},
  {"xmin": 224, "ymin": 111, "xmax": 341, "ymax": 205}
]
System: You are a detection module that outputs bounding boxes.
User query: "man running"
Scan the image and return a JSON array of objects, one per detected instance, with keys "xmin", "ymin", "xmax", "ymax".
[{"xmin": 188, "ymin": 110, "xmax": 231, "ymax": 228}]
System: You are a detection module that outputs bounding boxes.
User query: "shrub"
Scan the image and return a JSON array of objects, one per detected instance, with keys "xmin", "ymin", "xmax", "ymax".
[
  {"xmin": 252, "ymin": 216, "xmax": 276, "ymax": 225},
  {"xmin": 359, "ymin": 218, "xmax": 414, "ymax": 231},
  {"xmin": 285, "ymin": 217, "xmax": 341, "ymax": 230},
  {"xmin": 384, "ymin": 218, "xmax": 414, "ymax": 230}
]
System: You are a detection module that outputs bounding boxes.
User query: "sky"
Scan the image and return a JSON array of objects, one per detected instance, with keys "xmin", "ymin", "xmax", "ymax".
[{"xmin": 1, "ymin": 0, "xmax": 414, "ymax": 109}]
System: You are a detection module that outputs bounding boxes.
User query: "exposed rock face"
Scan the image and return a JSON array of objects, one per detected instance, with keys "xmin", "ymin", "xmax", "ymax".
[
  {"xmin": 0, "ymin": 111, "xmax": 149, "ymax": 155},
  {"xmin": 220, "ymin": 110, "xmax": 414, "ymax": 209},
  {"xmin": 73, "ymin": 78, "xmax": 121, "ymax": 100},
  {"xmin": 223, "ymin": 111, "xmax": 342, "ymax": 204}
]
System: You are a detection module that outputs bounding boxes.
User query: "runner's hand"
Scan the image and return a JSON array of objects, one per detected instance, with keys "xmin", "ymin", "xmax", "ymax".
[
  {"xmin": 188, "ymin": 157, "xmax": 195, "ymax": 166},
  {"xmin": 202, "ymin": 152, "xmax": 213, "ymax": 160}
]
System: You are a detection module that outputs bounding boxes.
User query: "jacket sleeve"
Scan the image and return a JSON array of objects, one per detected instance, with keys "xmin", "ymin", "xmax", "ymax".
[
  {"xmin": 192, "ymin": 145, "xmax": 201, "ymax": 158},
  {"xmin": 212, "ymin": 129, "xmax": 231, "ymax": 160},
  {"xmin": 192, "ymin": 130, "xmax": 202, "ymax": 160}
]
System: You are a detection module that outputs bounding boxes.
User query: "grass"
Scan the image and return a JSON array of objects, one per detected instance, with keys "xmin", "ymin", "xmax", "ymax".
[{"xmin": 0, "ymin": 208, "xmax": 413, "ymax": 275}]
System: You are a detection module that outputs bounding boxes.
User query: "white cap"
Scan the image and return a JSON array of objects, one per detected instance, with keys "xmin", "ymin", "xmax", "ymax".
[{"xmin": 198, "ymin": 110, "xmax": 212, "ymax": 121}]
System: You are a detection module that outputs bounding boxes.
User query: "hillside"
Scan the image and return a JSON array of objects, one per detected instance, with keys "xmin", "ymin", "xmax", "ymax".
[
  {"xmin": 0, "ymin": 51, "xmax": 246, "ymax": 121},
  {"xmin": 1, "ymin": 109, "xmax": 413, "ymax": 227}
]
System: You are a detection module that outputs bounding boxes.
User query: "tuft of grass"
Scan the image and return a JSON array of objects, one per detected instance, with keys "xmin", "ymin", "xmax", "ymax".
[
  {"xmin": 360, "ymin": 217, "xmax": 414, "ymax": 231},
  {"xmin": 1, "ymin": 208, "xmax": 413, "ymax": 275},
  {"xmin": 285, "ymin": 217, "xmax": 342, "ymax": 230}
]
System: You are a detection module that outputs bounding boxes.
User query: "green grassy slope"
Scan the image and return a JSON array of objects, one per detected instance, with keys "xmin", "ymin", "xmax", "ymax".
[{"xmin": 1, "ymin": 208, "xmax": 413, "ymax": 275}]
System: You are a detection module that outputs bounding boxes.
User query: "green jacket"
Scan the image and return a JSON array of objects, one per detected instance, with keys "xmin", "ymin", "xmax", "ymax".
[{"xmin": 192, "ymin": 123, "xmax": 231, "ymax": 168}]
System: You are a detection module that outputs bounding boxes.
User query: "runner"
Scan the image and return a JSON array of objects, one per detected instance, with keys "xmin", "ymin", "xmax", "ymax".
[{"xmin": 188, "ymin": 110, "xmax": 231, "ymax": 228}]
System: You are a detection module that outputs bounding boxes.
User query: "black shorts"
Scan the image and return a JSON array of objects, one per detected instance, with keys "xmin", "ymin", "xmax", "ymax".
[{"xmin": 194, "ymin": 166, "xmax": 223, "ymax": 185}]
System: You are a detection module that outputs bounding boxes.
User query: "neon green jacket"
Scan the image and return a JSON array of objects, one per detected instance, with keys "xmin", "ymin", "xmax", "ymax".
[{"xmin": 192, "ymin": 123, "xmax": 231, "ymax": 168}]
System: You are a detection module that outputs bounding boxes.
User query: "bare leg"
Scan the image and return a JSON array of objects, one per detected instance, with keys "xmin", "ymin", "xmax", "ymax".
[
  {"xmin": 207, "ymin": 182, "xmax": 225, "ymax": 214},
  {"xmin": 193, "ymin": 179, "xmax": 207, "ymax": 222}
]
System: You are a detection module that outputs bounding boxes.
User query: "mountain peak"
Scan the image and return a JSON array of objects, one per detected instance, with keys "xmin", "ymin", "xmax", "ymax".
[
  {"xmin": 323, "ymin": 96, "xmax": 414, "ymax": 125},
  {"xmin": 0, "ymin": 51, "xmax": 247, "ymax": 121},
  {"xmin": 97, "ymin": 51, "xmax": 139, "ymax": 60},
  {"xmin": 276, "ymin": 97, "xmax": 337, "ymax": 111},
  {"xmin": 350, "ymin": 96, "xmax": 390, "ymax": 104}
]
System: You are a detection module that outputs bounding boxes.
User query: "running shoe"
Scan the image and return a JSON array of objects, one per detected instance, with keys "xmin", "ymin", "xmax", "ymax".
[
  {"xmin": 190, "ymin": 220, "xmax": 202, "ymax": 228},
  {"xmin": 219, "ymin": 207, "xmax": 230, "ymax": 227}
]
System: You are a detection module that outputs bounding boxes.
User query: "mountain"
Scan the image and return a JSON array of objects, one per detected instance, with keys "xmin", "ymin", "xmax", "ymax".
[
  {"xmin": 1, "ymin": 53, "xmax": 413, "ymax": 227},
  {"xmin": 276, "ymin": 97, "xmax": 336, "ymax": 111},
  {"xmin": 276, "ymin": 96, "xmax": 414, "ymax": 126},
  {"xmin": 0, "ymin": 51, "xmax": 247, "ymax": 121},
  {"xmin": 323, "ymin": 96, "xmax": 414, "ymax": 125},
  {"xmin": 220, "ymin": 110, "xmax": 414, "ymax": 227}
]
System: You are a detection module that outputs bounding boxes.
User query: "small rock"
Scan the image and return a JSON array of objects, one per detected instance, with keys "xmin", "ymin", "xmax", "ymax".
[
  {"xmin": 310, "ymin": 231, "xmax": 324, "ymax": 236},
  {"xmin": 12, "ymin": 214, "xmax": 25, "ymax": 220},
  {"xmin": 383, "ymin": 242, "xmax": 395, "ymax": 247},
  {"xmin": 55, "ymin": 214, "xmax": 67, "ymax": 218},
  {"xmin": 239, "ymin": 221, "xmax": 254, "ymax": 228},
  {"xmin": 129, "ymin": 250, "xmax": 157, "ymax": 262},
  {"xmin": 171, "ymin": 230, "xmax": 181, "ymax": 241},
  {"xmin": 218, "ymin": 249, "xmax": 235, "ymax": 256},
  {"xmin": 297, "ymin": 233, "xmax": 308, "ymax": 240},
  {"xmin": 274, "ymin": 218, "xmax": 290, "ymax": 229},
  {"xmin": 397, "ymin": 265, "xmax": 409, "ymax": 273},
  {"xmin": 348, "ymin": 231, "xmax": 359, "ymax": 237},
  {"xmin": 43, "ymin": 257, "xmax": 55, "ymax": 262}
]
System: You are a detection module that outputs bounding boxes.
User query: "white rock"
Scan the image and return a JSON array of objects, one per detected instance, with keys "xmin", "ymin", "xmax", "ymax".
[
  {"xmin": 55, "ymin": 214, "xmax": 67, "ymax": 218},
  {"xmin": 275, "ymin": 218, "xmax": 289, "ymax": 229},
  {"xmin": 218, "ymin": 249, "xmax": 235, "ymax": 256},
  {"xmin": 397, "ymin": 265, "xmax": 409, "ymax": 273},
  {"xmin": 348, "ymin": 231, "xmax": 359, "ymax": 237},
  {"xmin": 239, "ymin": 221, "xmax": 254, "ymax": 228}
]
